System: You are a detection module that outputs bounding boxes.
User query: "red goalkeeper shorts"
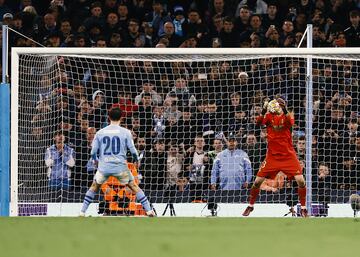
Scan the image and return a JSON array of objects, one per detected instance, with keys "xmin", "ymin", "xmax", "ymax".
[{"xmin": 257, "ymin": 154, "xmax": 302, "ymax": 180}]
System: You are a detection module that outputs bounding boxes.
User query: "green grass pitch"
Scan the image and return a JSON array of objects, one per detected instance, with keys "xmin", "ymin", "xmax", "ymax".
[{"xmin": 0, "ymin": 217, "xmax": 358, "ymax": 257}]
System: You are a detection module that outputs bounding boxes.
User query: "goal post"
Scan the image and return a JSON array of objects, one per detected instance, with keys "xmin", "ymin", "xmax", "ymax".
[
  {"xmin": 9, "ymin": 47, "xmax": 360, "ymax": 217},
  {"xmin": 0, "ymin": 25, "xmax": 10, "ymax": 217}
]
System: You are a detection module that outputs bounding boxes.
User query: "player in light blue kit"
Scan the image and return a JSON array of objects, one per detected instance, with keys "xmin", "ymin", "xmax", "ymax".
[{"xmin": 80, "ymin": 107, "xmax": 155, "ymax": 217}]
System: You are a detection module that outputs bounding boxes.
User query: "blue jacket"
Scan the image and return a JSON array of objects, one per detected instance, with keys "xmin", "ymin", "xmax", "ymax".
[
  {"xmin": 211, "ymin": 149, "xmax": 252, "ymax": 190},
  {"xmin": 45, "ymin": 144, "xmax": 75, "ymax": 180}
]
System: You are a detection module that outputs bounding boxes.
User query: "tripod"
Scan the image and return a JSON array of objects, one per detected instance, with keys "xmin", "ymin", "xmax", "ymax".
[{"xmin": 162, "ymin": 202, "xmax": 176, "ymax": 216}]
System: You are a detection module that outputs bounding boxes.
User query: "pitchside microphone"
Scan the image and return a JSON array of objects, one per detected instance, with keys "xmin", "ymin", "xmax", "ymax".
[{"xmin": 350, "ymin": 194, "xmax": 360, "ymax": 217}]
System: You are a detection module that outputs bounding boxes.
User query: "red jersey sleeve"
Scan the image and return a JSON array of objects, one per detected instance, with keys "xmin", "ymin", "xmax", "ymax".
[{"xmin": 284, "ymin": 113, "xmax": 295, "ymax": 128}]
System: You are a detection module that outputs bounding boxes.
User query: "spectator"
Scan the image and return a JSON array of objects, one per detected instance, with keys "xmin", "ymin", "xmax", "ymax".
[
  {"xmin": 294, "ymin": 13, "xmax": 307, "ymax": 33},
  {"xmin": 45, "ymin": 131, "xmax": 75, "ymax": 190},
  {"xmin": 83, "ymin": 1, "xmax": 105, "ymax": 30},
  {"xmin": 228, "ymin": 106, "xmax": 248, "ymax": 137},
  {"xmin": 236, "ymin": 0, "xmax": 268, "ymax": 16},
  {"xmin": 160, "ymin": 21, "xmax": 182, "ymax": 47},
  {"xmin": 117, "ymin": 3, "xmax": 129, "ymax": 31},
  {"xmin": 173, "ymin": 6, "xmax": 187, "ymax": 38},
  {"xmin": 219, "ymin": 16, "xmax": 239, "ymax": 47},
  {"xmin": 102, "ymin": 0, "xmax": 117, "ymax": 16},
  {"xmin": 152, "ymin": 105, "xmax": 166, "ymax": 139},
  {"xmin": 125, "ymin": 18, "xmax": 145, "ymax": 47},
  {"xmin": 209, "ymin": 14, "xmax": 223, "ymax": 39},
  {"xmin": 166, "ymin": 77, "xmax": 196, "ymax": 107},
  {"xmin": 164, "ymin": 100, "xmax": 182, "ymax": 125},
  {"xmin": 138, "ymin": 92, "xmax": 153, "ymax": 138},
  {"xmin": 136, "ymin": 137, "xmax": 147, "ymax": 165},
  {"xmin": 209, "ymin": 0, "xmax": 232, "ymax": 18},
  {"xmin": 108, "ymin": 32, "xmax": 123, "ymax": 47},
  {"xmin": 74, "ymin": 33, "xmax": 87, "ymax": 47},
  {"xmin": 207, "ymin": 139, "xmax": 224, "ymax": 163},
  {"xmin": 142, "ymin": 21, "xmax": 155, "ymax": 47},
  {"xmin": 344, "ymin": 10, "xmax": 360, "ymax": 47},
  {"xmin": 244, "ymin": 132, "xmax": 265, "ymax": 173},
  {"xmin": 183, "ymin": 9, "xmax": 207, "ymax": 41},
  {"xmin": 280, "ymin": 20, "xmax": 294, "ymax": 45},
  {"xmin": 113, "ymin": 92, "xmax": 138, "ymax": 118},
  {"xmin": 130, "ymin": 115, "xmax": 141, "ymax": 138},
  {"xmin": 91, "ymin": 90, "xmax": 106, "ymax": 129},
  {"xmin": 184, "ymin": 135, "xmax": 209, "ymax": 202},
  {"xmin": 202, "ymin": 100, "xmax": 224, "ymax": 146},
  {"xmin": 209, "ymin": 134, "xmax": 252, "ymax": 214},
  {"xmin": 59, "ymin": 19, "xmax": 72, "ymax": 44},
  {"xmin": 141, "ymin": 139, "xmax": 167, "ymax": 191},
  {"xmin": 239, "ymin": 14, "xmax": 265, "ymax": 45},
  {"xmin": 76, "ymin": 127, "xmax": 97, "ymax": 188},
  {"xmin": 145, "ymin": 0, "xmax": 171, "ymax": 37},
  {"xmin": 166, "ymin": 144, "xmax": 186, "ymax": 192},
  {"xmin": 135, "ymin": 82, "xmax": 162, "ymax": 106},
  {"xmin": 38, "ymin": 12, "xmax": 58, "ymax": 42},
  {"xmin": 103, "ymin": 12, "xmax": 121, "ymax": 36},
  {"xmin": 87, "ymin": 23, "xmax": 103, "ymax": 46},
  {"xmin": 95, "ymin": 37, "xmax": 107, "ymax": 47},
  {"xmin": 337, "ymin": 153, "xmax": 358, "ymax": 190},
  {"xmin": 296, "ymin": 136, "xmax": 306, "ymax": 160},
  {"xmin": 262, "ymin": 3, "xmax": 281, "ymax": 30},
  {"xmin": 234, "ymin": 5, "xmax": 251, "ymax": 34},
  {"xmin": 312, "ymin": 25, "xmax": 330, "ymax": 47},
  {"xmin": 166, "ymin": 106, "xmax": 197, "ymax": 147},
  {"xmin": 313, "ymin": 163, "xmax": 331, "ymax": 216}
]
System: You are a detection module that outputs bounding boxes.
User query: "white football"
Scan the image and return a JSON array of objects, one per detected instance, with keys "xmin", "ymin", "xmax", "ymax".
[{"xmin": 267, "ymin": 99, "xmax": 281, "ymax": 114}]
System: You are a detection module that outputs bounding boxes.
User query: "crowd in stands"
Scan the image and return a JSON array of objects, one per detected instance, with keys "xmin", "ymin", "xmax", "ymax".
[
  {"xmin": 2, "ymin": 0, "xmax": 359, "ymax": 205},
  {"xmin": 0, "ymin": 0, "xmax": 359, "ymax": 48}
]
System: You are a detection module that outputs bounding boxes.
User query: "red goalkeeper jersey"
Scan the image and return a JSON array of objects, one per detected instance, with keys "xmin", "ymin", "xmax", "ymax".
[{"xmin": 257, "ymin": 112, "xmax": 296, "ymax": 159}]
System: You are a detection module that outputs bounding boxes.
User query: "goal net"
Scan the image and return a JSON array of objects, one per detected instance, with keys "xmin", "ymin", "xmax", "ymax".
[{"xmin": 11, "ymin": 48, "xmax": 360, "ymax": 216}]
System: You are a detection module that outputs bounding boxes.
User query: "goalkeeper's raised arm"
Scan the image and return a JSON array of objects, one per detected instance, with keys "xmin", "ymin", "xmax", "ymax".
[{"xmin": 277, "ymin": 97, "xmax": 295, "ymax": 128}]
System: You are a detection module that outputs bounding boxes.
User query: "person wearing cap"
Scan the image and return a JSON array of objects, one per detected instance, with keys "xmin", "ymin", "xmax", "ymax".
[
  {"xmin": 208, "ymin": 133, "xmax": 252, "ymax": 215},
  {"xmin": 210, "ymin": 134, "xmax": 252, "ymax": 191},
  {"xmin": 83, "ymin": 1, "xmax": 105, "ymax": 30},
  {"xmin": 45, "ymin": 131, "xmax": 75, "ymax": 191},
  {"xmin": 173, "ymin": 5, "xmax": 186, "ymax": 37}
]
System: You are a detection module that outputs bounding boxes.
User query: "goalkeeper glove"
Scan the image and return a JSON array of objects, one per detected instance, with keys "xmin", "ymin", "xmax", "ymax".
[{"xmin": 277, "ymin": 98, "xmax": 288, "ymax": 114}]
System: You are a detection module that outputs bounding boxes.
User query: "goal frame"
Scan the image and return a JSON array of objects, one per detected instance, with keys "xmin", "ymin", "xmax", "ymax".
[{"xmin": 9, "ymin": 46, "xmax": 360, "ymax": 217}]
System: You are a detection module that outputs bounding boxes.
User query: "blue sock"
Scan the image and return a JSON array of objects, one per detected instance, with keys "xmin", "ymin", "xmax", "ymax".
[
  {"xmin": 136, "ymin": 190, "xmax": 151, "ymax": 212},
  {"xmin": 81, "ymin": 189, "xmax": 96, "ymax": 213}
]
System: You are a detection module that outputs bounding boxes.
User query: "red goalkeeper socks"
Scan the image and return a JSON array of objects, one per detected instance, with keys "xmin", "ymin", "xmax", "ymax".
[
  {"xmin": 298, "ymin": 187, "xmax": 306, "ymax": 207},
  {"xmin": 249, "ymin": 187, "xmax": 260, "ymax": 206}
]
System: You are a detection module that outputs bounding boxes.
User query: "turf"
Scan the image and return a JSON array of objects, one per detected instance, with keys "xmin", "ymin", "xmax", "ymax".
[{"xmin": 0, "ymin": 218, "xmax": 358, "ymax": 257}]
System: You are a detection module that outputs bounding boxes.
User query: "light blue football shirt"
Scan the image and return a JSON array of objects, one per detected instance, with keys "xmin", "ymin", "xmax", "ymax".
[{"xmin": 91, "ymin": 124, "xmax": 139, "ymax": 174}]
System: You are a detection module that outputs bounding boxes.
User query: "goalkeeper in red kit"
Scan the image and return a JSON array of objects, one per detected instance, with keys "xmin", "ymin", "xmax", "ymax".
[{"xmin": 242, "ymin": 97, "xmax": 308, "ymax": 217}]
